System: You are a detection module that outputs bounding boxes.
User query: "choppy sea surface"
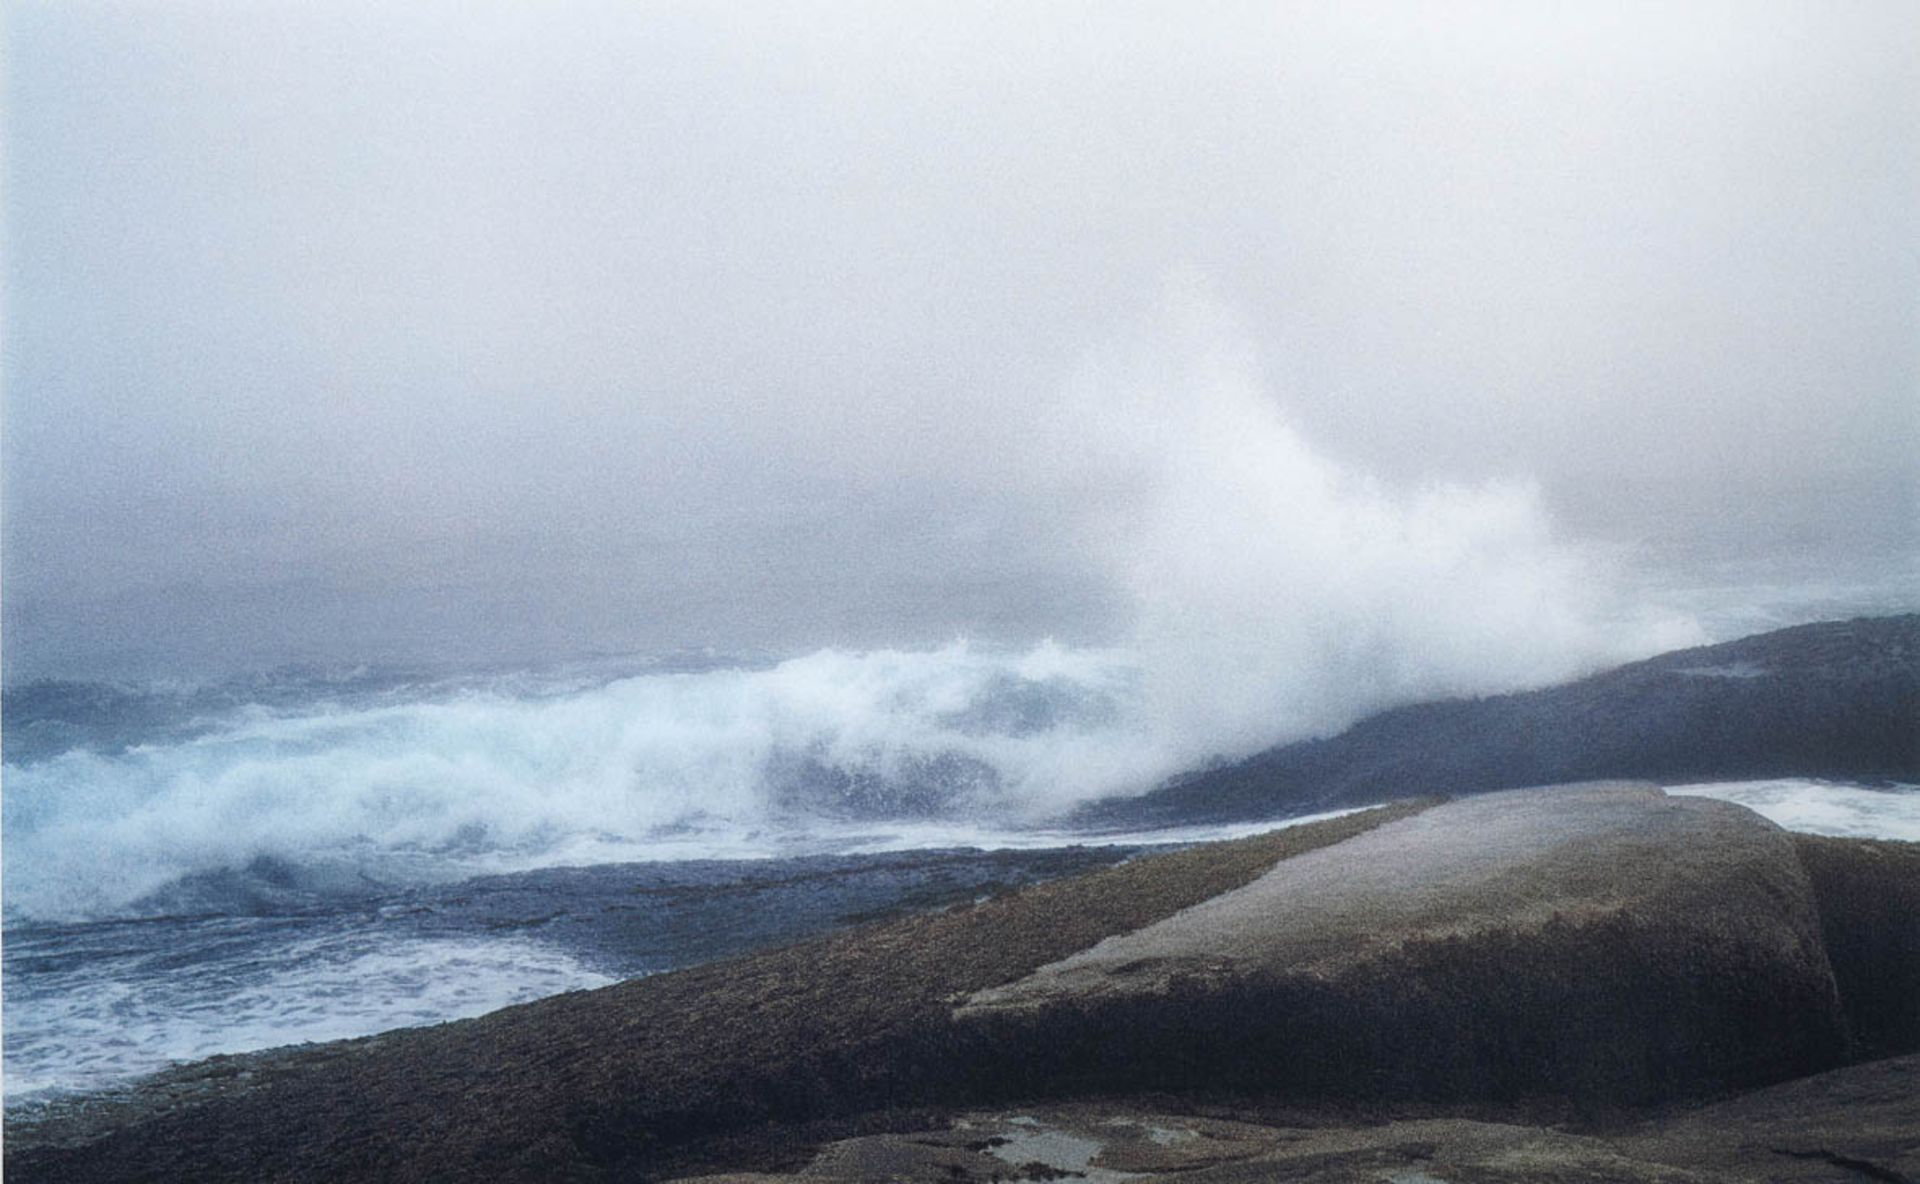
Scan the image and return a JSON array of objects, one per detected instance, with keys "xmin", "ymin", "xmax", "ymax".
[
  {"xmin": 3, "ymin": 642, "xmax": 1914, "ymax": 1109},
  {"xmin": 1668, "ymin": 779, "xmax": 1920, "ymax": 842},
  {"xmin": 0, "ymin": 647, "xmax": 1355, "ymax": 1106}
]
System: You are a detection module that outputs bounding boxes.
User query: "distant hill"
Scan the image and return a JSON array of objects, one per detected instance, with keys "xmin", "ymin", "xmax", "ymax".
[{"xmin": 1079, "ymin": 614, "xmax": 1920, "ymax": 829}]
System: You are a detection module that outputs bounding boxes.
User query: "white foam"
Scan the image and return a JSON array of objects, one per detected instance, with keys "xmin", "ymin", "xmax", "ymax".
[
  {"xmin": 2, "ymin": 932, "xmax": 612, "ymax": 1101},
  {"xmin": 2, "ymin": 641, "xmax": 1164, "ymax": 920},
  {"xmin": 815, "ymin": 805, "xmax": 1373, "ymax": 858},
  {"xmin": 1051, "ymin": 287, "xmax": 1701, "ymax": 769},
  {"xmin": 1668, "ymin": 779, "xmax": 1920, "ymax": 842}
]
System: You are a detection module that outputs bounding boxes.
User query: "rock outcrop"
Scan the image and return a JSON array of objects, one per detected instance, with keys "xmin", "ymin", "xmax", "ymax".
[
  {"xmin": 1793, "ymin": 832, "xmax": 1920, "ymax": 1058},
  {"xmin": 963, "ymin": 784, "xmax": 1849, "ymax": 1106}
]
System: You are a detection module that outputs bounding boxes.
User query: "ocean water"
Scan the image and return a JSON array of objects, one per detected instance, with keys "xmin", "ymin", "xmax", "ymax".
[
  {"xmin": 1, "ymin": 844, "xmax": 1189, "ymax": 1101},
  {"xmin": 1670, "ymin": 779, "xmax": 1920, "ymax": 842},
  {"xmin": 0, "ymin": 646, "xmax": 1364, "ymax": 1105},
  {"xmin": 4, "ymin": 633, "xmax": 1915, "ymax": 1107},
  {"xmin": 1, "ymin": 644, "xmax": 1234, "ymax": 922}
]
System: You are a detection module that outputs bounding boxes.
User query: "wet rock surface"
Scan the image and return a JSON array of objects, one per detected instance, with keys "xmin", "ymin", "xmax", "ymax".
[{"xmin": 671, "ymin": 1055, "xmax": 1920, "ymax": 1183}]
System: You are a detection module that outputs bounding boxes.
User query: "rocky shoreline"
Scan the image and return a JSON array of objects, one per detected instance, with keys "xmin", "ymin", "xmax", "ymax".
[
  {"xmin": 8, "ymin": 785, "xmax": 1917, "ymax": 1182},
  {"xmin": 668, "ymin": 1058, "xmax": 1920, "ymax": 1183}
]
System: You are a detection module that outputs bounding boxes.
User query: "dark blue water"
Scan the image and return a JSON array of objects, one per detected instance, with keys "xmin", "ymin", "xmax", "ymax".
[
  {"xmin": 2, "ymin": 842, "xmax": 1151, "ymax": 1101},
  {"xmin": 0, "ymin": 650, "xmax": 1197, "ymax": 1104}
]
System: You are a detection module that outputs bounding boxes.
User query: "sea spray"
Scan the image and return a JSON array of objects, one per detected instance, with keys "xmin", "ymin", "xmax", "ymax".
[
  {"xmin": 5, "ymin": 301, "xmax": 1710, "ymax": 923},
  {"xmin": 1048, "ymin": 285, "xmax": 1701, "ymax": 770}
]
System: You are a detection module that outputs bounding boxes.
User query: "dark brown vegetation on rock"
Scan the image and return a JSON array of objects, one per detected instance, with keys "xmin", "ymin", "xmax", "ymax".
[
  {"xmin": 959, "ymin": 906, "xmax": 1849, "ymax": 1110},
  {"xmin": 1794, "ymin": 833, "xmax": 1920, "ymax": 1059}
]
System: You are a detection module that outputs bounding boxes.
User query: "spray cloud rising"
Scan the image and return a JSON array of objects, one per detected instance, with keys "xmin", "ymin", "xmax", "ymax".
[
  {"xmin": 3, "ymin": 300, "xmax": 1699, "ymax": 921},
  {"xmin": 1066, "ymin": 290, "xmax": 1698, "ymax": 765}
]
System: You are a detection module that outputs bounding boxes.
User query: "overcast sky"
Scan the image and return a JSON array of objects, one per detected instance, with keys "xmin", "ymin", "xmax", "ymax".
[{"xmin": 5, "ymin": 1, "xmax": 1916, "ymax": 678}]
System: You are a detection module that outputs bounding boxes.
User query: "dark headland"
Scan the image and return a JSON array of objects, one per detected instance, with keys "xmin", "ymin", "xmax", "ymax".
[
  {"xmin": 1081, "ymin": 613, "xmax": 1919, "ymax": 829},
  {"xmin": 7, "ymin": 616, "xmax": 1919, "ymax": 1183}
]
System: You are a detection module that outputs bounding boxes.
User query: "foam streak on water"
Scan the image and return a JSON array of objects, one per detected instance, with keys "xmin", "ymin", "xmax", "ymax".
[
  {"xmin": 3, "ymin": 922, "xmax": 613, "ymax": 1099},
  {"xmin": 1668, "ymin": 779, "xmax": 1920, "ymax": 842}
]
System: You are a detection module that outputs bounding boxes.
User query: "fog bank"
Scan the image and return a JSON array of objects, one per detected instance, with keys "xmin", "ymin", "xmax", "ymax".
[{"xmin": 5, "ymin": 1, "xmax": 1915, "ymax": 679}]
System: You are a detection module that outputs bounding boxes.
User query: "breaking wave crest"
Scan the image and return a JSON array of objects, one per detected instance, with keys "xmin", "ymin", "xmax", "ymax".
[
  {"xmin": 2, "ymin": 644, "xmax": 1159, "ymax": 920},
  {"xmin": 5, "ymin": 299, "xmax": 1699, "ymax": 922}
]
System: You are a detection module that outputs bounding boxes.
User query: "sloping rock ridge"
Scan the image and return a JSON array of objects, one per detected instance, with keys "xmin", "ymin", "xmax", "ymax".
[{"xmin": 963, "ymin": 784, "xmax": 1850, "ymax": 1106}]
